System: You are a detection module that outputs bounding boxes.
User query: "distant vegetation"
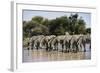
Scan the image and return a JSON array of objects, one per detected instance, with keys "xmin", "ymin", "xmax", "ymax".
[{"xmin": 23, "ymin": 13, "xmax": 91, "ymax": 38}]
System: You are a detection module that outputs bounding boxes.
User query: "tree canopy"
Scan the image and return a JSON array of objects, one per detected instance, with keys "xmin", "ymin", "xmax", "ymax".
[{"xmin": 23, "ymin": 13, "xmax": 91, "ymax": 38}]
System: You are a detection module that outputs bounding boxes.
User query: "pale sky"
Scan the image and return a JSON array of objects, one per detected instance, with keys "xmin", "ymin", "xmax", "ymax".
[{"xmin": 23, "ymin": 10, "xmax": 91, "ymax": 28}]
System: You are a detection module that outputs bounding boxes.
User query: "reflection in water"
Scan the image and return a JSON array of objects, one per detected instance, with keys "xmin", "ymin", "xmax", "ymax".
[{"xmin": 23, "ymin": 46, "xmax": 91, "ymax": 62}]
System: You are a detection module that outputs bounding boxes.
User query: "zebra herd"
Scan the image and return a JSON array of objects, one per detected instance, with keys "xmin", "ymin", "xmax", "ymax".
[{"xmin": 24, "ymin": 34, "xmax": 91, "ymax": 53}]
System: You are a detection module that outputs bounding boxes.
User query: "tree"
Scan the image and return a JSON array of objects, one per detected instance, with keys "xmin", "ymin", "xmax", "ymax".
[
  {"xmin": 57, "ymin": 16, "xmax": 69, "ymax": 31},
  {"xmin": 48, "ymin": 16, "xmax": 69, "ymax": 35},
  {"xmin": 77, "ymin": 18, "xmax": 86, "ymax": 34},
  {"xmin": 86, "ymin": 28, "xmax": 91, "ymax": 34},
  {"xmin": 23, "ymin": 13, "xmax": 88, "ymax": 37},
  {"xmin": 32, "ymin": 16, "xmax": 44, "ymax": 24},
  {"xmin": 23, "ymin": 21, "xmax": 39, "ymax": 37},
  {"xmin": 68, "ymin": 14, "xmax": 79, "ymax": 34},
  {"xmin": 23, "ymin": 19, "xmax": 49, "ymax": 37},
  {"xmin": 42, "ymin": 18, "xmax": 49, "ymax": 26}
]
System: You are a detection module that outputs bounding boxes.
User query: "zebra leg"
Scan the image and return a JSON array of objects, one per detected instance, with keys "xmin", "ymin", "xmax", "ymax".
[{"xmin": 83, "ymin": 43, "xmax": 86, "ymax": 52}]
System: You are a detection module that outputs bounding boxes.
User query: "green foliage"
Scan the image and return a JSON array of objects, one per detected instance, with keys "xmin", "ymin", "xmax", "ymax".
[
  {"xmin": 23, "ymin": 14, "xmax": 90, "ymax": 38},
  {"xmin": 86, "ymin": 28, "xmax": 91, "ymax": 34},
  {"xmin": 32, "ymin": 16, "xmax": 44, "ymax": 24},
  {"xmin": 74, "ymin": 18, "xmax": 86, "ymax": 34}
]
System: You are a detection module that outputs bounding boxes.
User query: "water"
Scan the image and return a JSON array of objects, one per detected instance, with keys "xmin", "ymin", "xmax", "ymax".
[{"xmin": 23, "ymin": 44, "xmax": 91, "ymax": 62}]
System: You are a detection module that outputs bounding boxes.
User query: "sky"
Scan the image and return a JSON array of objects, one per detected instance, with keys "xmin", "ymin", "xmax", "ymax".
[{"xmin": 23, "ymin": 10, "xmax": 91, "ymax": 28}]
